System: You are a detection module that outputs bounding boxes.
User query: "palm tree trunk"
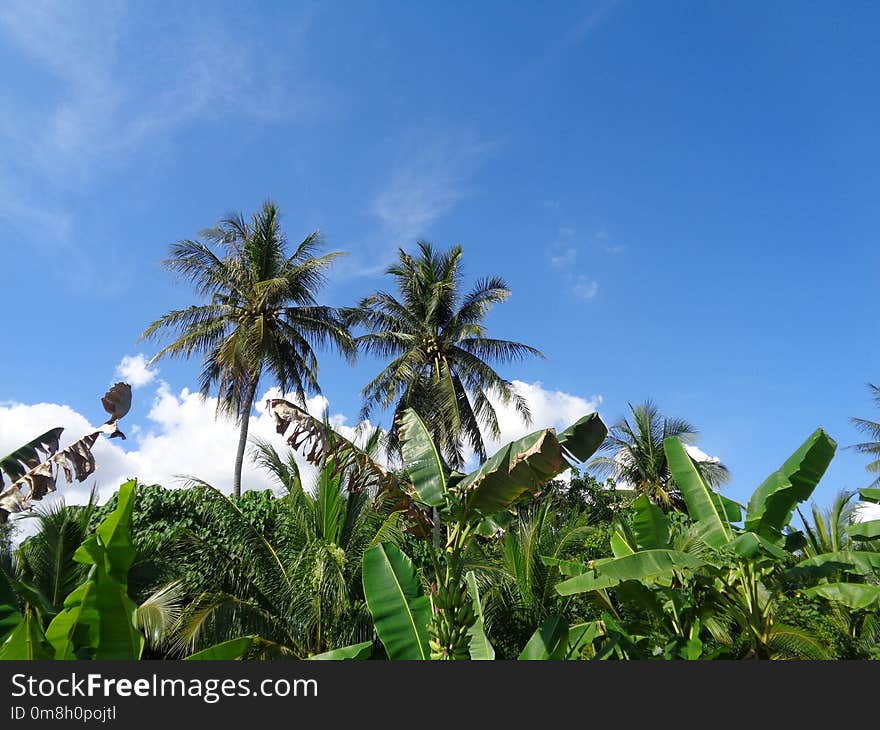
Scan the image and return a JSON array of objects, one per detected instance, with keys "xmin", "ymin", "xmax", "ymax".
[{"xmin": 232, "ymin": 377, "xmax": 260, "ymax": 499}]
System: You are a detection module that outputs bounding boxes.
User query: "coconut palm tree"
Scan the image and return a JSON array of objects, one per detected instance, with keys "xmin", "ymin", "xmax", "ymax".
[
  {"xmin": 850, "ymin": 383, "xmax": 880, "ymax": 487},
  {"xmin": 141, "ymin": 200, "xmax": 355, "ymax": 497},
  {"xmin": 588, "ymin": 400, "xmax": 730, "ymax": 511},
  {"xmin": 350, "ymin": 241, "xmax": 543, "ymax": 469}
]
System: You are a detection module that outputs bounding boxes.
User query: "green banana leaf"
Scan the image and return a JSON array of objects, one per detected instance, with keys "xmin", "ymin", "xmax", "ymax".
[
  {"xmin": 519, "ymin": 614, "xmax": 569, "ymax": 660},
  {"xmin": 557, "ymin": 412, "xmax": 607, "ymax": 463},
  {"xmin": 789, "ymin": 551, "xmax": 880, "ymax": 578},
  {"xmin": 362, "ymin": 543, "xmax": 431, "ymax": 660},
  {"xmin": 631, "ymin": 495, "xmax": 670, "ymax": 550},
  {"xmin": 465, "ymin": 571, "xmax": 494, "ymax": 660},
  {"xmin": 399, "ymin": 409, "xmax": 448, "ymax": 507},
  {"xmin": 45, "ymin": 480, "xmax": 144, "ymax": 660},
  {"xmin": 76, "ymin": 479, "xmax": 138, "ymax": 585},
  {"xmin": 744, "ymin": 428, "xmax": 837, "ymax": 541},
  {"xmin": 712, "ymin": 493, "xmax": 744, "ymax": 524},
  {"xmin": 0, "ymin": 609, "xmax": 53, "ymax": 660},
  {"xmin": 847, "ymin": 520, "xmax": 880, "ymax": 541},
  {"xmin": 802, "ymin": 582, "xmax": 880, "ymax": 610},
  {"xmin": 0, "ymin": 427, "xmax": 64, "ymax": 486},
  {"xmin": 727, "ymin": 532, "xmax": 790, "ymax": 560},
  {"xmin": 859, "ymin": 488, "xmax": 880, "ymax": 504},
  {"xmin": 610, "ymin": 525, "xmax": 636, "ymax": 557},
  {"xmin": 460, "ymin": 429, "xmax": 566, "ymax": 516},
  {"xmin": 475, "ymin": 510, "xmax": 513, "ymax": 538},
  {"xmin": 556, "ymin": 549, "xmax": 705, "ymax": 596},
  {"xmin": 185, "ymin": 636, "xmax": 257, "ymax": 660},
  {"xmin": 307, "ymin": 641, "xmax": 373, "ymax": 660},
  {"xmin": 541, "ymin": 556, "xmax": 587, "ymax": 577},
  {"xmin": 566, "ymin": 621, "xmax": 602, "ymax": 660},
  {"xmin": 0, "ymin": 569, "xmax": 21, "ymax": 642},
  {"xmin": 664, "ymin": 438, "xmax": 731, "ymax": 548}
]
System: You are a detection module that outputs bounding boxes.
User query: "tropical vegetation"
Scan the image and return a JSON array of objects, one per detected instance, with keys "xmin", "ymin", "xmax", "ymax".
[{"xmin": 2, "ymin": 215, "xmax": 879, "ymax": 661}]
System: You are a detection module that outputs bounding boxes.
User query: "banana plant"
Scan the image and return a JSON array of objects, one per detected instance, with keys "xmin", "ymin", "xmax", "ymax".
[
  {"xmin": 554, "ymin": 427, "xmax": 870, "ymax": 659},
  {"xmin": 316, "ymin": 408, "xmax": 607, "ymax": 660},
  {"xmin": 390, "ymin": 408, "xmax": 606, "ymax": 659},
  {"xmin": 0, "ymin": 383, "xmax": 132, "ymax": 523}
]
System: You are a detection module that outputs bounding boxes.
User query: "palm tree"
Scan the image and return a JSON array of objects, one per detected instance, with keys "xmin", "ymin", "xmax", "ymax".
[
  {"xmin": 850, "ymin": 383, "xmax": 880, "ymax": 487},
  {"xmin": 588, "ymin": 400, "xmax": 730, "ymax": 511},
  {"xmin": 157, "ymin": 440, "xmax": 404, "ymax": 658},
  {"xmin": 141, "ymin": 200, "xmax": 355, "ymax": 497},
  {"xmin": 350, "ymin": 241, "xmax": 543, "ymax": 469},
  {"xmin": 480, "ymin": 498, "xmax": 598, "ymax": 658},
  {"xmin": 797, "ymin": 489, "xmax": 859, "ymax": 557}
]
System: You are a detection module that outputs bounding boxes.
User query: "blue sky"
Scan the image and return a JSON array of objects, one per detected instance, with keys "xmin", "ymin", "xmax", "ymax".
[{"xmin": 1, "ymin": 0, "xmax": 878, "ymax": 514}]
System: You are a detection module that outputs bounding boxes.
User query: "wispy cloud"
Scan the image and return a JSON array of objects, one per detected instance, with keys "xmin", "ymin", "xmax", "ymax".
[
  {"xmin": 0, "ymin": 1, "xmax": 319, "ymax": 289},
  {"xmin": 331, "ymin": 131, "xmax": 496, "ymax": 279},
  {"xmin": 573, "ymin": 276, "xmax": 599, "ymax": 300},
  {"xmin": 371, "ymin": 133, "xmax": 493, "ymax": 248},
  {"xmin": 0, "ymin": 1, "xmax": 314, "ymax": 181}
]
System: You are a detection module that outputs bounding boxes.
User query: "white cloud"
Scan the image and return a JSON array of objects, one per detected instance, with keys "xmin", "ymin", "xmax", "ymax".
[
  {"xmin": 855, "ymin": 501, "xmax": 880, "ymax": 523},
  {"xmin": 114, "ymin": 354, "xmax": 157, "ymax": 389},
  {"xmin": 683, "ymin": 444, "xmax": 722, "ymax": 464},
  {"xmin": 572, "ymin": 276, "xmax": 599, "ymax": 300}
]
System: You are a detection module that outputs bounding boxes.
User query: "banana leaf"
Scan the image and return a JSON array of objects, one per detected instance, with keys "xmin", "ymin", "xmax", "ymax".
[
  {"xmin": 859, "ymin": 488, "xmax": 880, "ymax": 504},
  {"xmin": 519, "ymin": 614, "xmax": 568, "ymax": 660},
  {"xmin": 557, "ymin": 412, "xmax": 607, "ymax": 463},
  {"xmin": 566, "ymin": 621, "xmax": 602, "ymax": 659},
  {"xmin": 541, "ymin": 555, "xmax": 587, "ymax": 577},
  {"xmin": 847, "ymin": 520, "xmax": 880, "ymax": 541},
  {"xmin": 307, "ymin": 641, "xmax": 373, "ymax": 660},
  {"xmin": 0, "ymin": 428, "xmax": 63, "ymax": 487},
  {"xmin": 802, "ymin": 582, "xmax": 880, "ymax": 610},
  {"xmin": 460, "ymin": 429, "xmax": 564, "ymax": 515},
  {"xmin": 362, "ymin": 543, "xmax": 431, "ymax": 660},
  {"xmin": 556, "ymin": 549, "xmax": 705, "ymax": 596},
  {"xmin": 399, "ymin": 409, "xmax": 448, "ymax": 507},
  {"xmin": 789, "ymin": 551, "xmax": 880, "ymax": 579},
  {"xmin": 465, "ymin": 571, "xmax": 494, "ymax": 660},
  {"xmin": 0, "ymin": 569, "xmax": 21, "ymax": 642},
  {"xmin": 631, "ymin": 495, "xmax": 670, "ymax": 550},
  {"xmin": 0, "ymin": 609, "xmax": 53, "ymax": 660},
  {"xmin": 664, "ymin": 438, "xmax": 731, "ymax": 548},
  {"xmin": 727, "ymin": 531, "xmax": 790, "ymax": 560},
  {"xmin": 744, "ymin": 428, "xmax": 837, "ymax": 541},
  {"xmin": 185, "ymin": 636, "xmax": 257, "ymax": 660},
  {"xmin": 45, "ymin": 480, "xmax": 144, "ymax": 660},
  {"xmin": 610, "ymin": 524, "xmax": 636, "ymax": 557}
]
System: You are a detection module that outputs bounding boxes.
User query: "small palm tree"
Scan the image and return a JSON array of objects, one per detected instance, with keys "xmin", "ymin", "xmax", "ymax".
[
  {"xmin": 588, "ymin": 400, "xmax": 730, "ymax": 510},
  {"xmin": 141, "ymin": 201, "xmax": 355, "ymax": 497},
  {"xmin": 481, "ymin": 499, "xmax": 597, "ymax": 658},
  {"xmin": 158, "ymin": 441, "xmax": 403, "ymax": 658},
  {"xmin": 797, "ymin": 489, "xmax": 859, "ymax": 557},
  {"xmin": 850, "ymin": 383, "xmax": 880, "ymax": 487},
  {"xmin": 11, "ymin": 493, "xmax": 99, "ymax": 617},
  {"xmin": 350, "ymin": 241, "xmax": 543, "ymax": 468}
]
